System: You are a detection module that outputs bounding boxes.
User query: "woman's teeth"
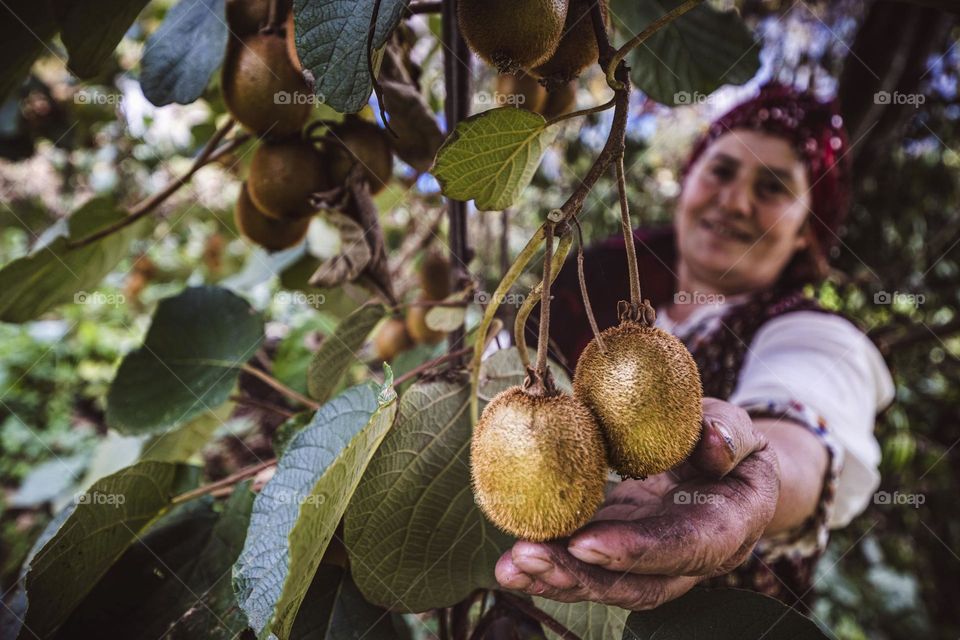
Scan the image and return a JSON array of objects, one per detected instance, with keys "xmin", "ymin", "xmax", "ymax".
[{"xmin": 701, "ymin": 219, "xmax": 751, "ymax": 242}]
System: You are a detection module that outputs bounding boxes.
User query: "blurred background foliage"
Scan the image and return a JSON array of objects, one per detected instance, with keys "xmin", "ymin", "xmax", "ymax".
[{"xmin": 0, "ymin": 1, "xmax": 958, "ymax": 638}]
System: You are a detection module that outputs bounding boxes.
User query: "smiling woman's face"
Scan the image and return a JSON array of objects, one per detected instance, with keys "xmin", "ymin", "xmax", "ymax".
[{"xmin": 675, "ymin": 129, "xmax": 812, "ymax": 294}]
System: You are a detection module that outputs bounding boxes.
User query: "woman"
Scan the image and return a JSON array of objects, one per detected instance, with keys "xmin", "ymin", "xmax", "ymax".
[{"xmin": 495, "ymin": 83, "xmax": 895, "ymax": 611}]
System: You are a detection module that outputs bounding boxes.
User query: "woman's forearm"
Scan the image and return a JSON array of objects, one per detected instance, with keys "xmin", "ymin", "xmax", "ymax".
[{"xmin": 751, "ymin": 417, "xmax": 829, "ymax": 534}]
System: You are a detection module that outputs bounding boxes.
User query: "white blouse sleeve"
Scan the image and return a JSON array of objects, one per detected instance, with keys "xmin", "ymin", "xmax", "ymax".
[{"xmin": 728, "ymin": 311, "xmax": 895, "ymax": 529}]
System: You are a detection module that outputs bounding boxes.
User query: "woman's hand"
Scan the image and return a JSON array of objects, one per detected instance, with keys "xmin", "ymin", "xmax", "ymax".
[{"xmin": 494, "ymin": 398, "xmax": 781, "ymax": 610}]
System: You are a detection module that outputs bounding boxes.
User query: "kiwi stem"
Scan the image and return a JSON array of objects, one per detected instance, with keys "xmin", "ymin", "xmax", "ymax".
[
  {"xmin": 544, "ymin": 96, "xmax": 616, "ymax": 128},
  {"xmin": 572, "ymin": 216, "xmax": 606, "ymax": 353},
  {"xmin": 469, "ymin": 225, "xmax": 546, "ymax": 425},
  {"xmin": 605, "ymin": 0, "xmax": 703, "ymax": 90},
  {"xmin": 67, "ymin": 120, "xmax": 247, "ymax": 250},
  {"xmin": 266, "ymin": 0, "xmax": 283, "ymax": 32},
  {"xmin": 514, "ymin": 231, "xmax": 572, "ymax": 372},
  {"xmin": 171, "ymin": 457, "xmax": 277, "ymax": 505},
  {"xmin": 393, "ymin": 345, "xmax": 474, "ymax": 387},
  {"xmin": 229, "ymin": 394, "xmax": 296, "ymax": 419},
  {"xmin": 530, "ymin": 222, "xmax": 557, "ymax": 395},
  {"xmin": 616, "ymin": 154, "xmax": 643, "ymax": 310},
  {"xmin": 241, "ymin": 363, "xmax": 322, "ymax": 410}
]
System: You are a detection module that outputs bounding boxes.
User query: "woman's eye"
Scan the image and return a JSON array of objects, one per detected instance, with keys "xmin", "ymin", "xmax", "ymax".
[
  {"xmin": 711, "ymin": 165, "xmax": 734, "ymax": 181},
  {"xmin": 758, "ymin": 180, "xmax": 785, "ymax": 197}
]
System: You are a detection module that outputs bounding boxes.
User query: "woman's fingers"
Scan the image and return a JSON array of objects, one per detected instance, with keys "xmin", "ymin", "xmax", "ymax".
[
  {"xmin": 495, "ymin": 542, "xmax": 700, "ymax": 610},
  {"xmin": 687, "ymin": 398, "xmax": 769, "ymax": 478}
]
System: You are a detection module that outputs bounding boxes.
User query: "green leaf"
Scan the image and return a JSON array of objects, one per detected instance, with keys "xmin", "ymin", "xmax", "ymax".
[
  {"xmin": 621, "ymin": 588, "xmax": 827, "ymax": 639},
  {"xmin": 293, "ymin": 0, "xmax": 410, "ymax": 113},
  {"xmin": 612, "ymin": 0, "xmax": 760, "ymax": 106},
  {"xmin": 140, "ymin": 402, "xmax": 237, "ymax": 462},
  {"xmin": 344, "ymin": 348, "xmax": 570, "ymax": 612},
  {"xmin": 0, "ymin": 3, "xmax": 58, "ymax": 102},
  {"xmin": 274, "ymin": 314, "xmax": 339, "ymax": 395},
  {"xmin": 272, "ymin": 411, "xmax": 314, "ymax": 458},
  {"xmin": 432, "ymin": 107, "xmax": 558, "ymax": 211},
  {"xmin": 56, "ymin": 0, "xmax": 151, "ymax": 79},
  {"xmin": 18, "ymin": 461, "xmax": 199, "ymax": 639},
  {"xmin": 54, "ymin": 486, "xmax": 255, "ymax": 640},
  {"xmin": 289, "ymin": 563, "xmax": 404, "ymax": 640},
  {"xmin": 306, "ymin": 303, "xmax": 387, "ymax": 401},
  {"xmin": 536, "ymin": 599, "xmax": 629, "ymax": 640},
  {"xmin": 140, "ymin": 0, "xmax": 229, "ymax": 106},
  {"xmin": 0, "ymin": 197, "xmax": 146, "ymax": 323},
  {"xmin": 106, "ymin": 286, "xmax": 264, "ymax": 434},
  {"xmin": 233, "ymin": 376, "xmax": 399, "ymax": 640}
]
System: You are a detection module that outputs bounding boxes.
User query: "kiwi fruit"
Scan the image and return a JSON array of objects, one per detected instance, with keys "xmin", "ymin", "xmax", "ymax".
[
  {"xmin": 458, "ymin": 0, "xmax": 569, "ymax": 73},
  {"xmin": 530, "ymin": 0, "xmax": 607, "ymax": 89},
  {"xmin": 540, "ymin": 80, "xmax": 578, "ymax": 119},
  {"xmin": 419, "ymin": 252, "xmax": 452, "ymax": 301},
  {"xmin": 471, "ymin": 386, "xmax": 608, "ymax": 541},
  {"xmin": 326, "ymin": 117, "xmax": 394, "ymax": 194},
  {"xmin": 284, "ymin": 10, "xmax": 302, "ymax": 74},
  {"xmin": 573, "ymin": 321, "xmax": 703, "ymax": 479},
  {"xmin": 221, "ymin": 33, "xmax": 311, "ymax": 137},
  {"xmin": 405, "ymin": 305, "xmax": 445, "ymax": 345},
  {"xmin": 235, "ymin": 182, "xmax": 311, "ymax": 251},
  {"xmin": 248, "ymin": 138, "xmax": 329, "ymax": 219},
  {"xmin": 495, "ymin": 72, "xmax": 548, "ymax": 114},
  {"xmin": 373, "ymin": 317, "xmax": 414, "ymax": 362},
  {"xmin": 226, "ymin": 0, "xmax": 271, "ymax": 36}
]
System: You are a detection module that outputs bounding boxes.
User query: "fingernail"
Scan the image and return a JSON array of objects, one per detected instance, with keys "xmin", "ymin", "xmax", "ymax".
[
  {"xmin": 713, "ymin": 421, "xmax": 736, "ymax": 458},
  {"xmin": 515, "ymin": 554, "xmax": 553, "ymax": 574},
  {"xmin": 568, "ymin": 544, "xmax": 610, "ymax": 566}
]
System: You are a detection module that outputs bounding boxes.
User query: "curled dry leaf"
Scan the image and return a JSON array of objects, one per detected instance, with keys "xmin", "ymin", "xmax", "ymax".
[{"xmin": 308, "ymin": 211, "xmax": 372, "ymax": 288}]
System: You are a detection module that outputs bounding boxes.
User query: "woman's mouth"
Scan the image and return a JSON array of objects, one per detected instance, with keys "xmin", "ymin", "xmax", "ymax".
[{"xmin": 700, "ymin": 218, "xmax": 753, "ymax": 243}]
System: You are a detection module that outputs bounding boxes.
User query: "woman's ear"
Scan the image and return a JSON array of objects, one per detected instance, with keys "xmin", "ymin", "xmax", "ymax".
[{"xmin": 793, "ymin": 218, "xmax": 811, "ymax": 251}]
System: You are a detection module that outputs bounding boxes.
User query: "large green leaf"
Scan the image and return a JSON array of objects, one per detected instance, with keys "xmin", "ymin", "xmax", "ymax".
[
  {"xmin": 432, "ymin": 107, "xmax": 558, "ymax": 211},
  {"xmin": 17, "ymin": 461, "xmax": 199, "ymax": 639},
  {"xmin": 344, "ymin": 348, "xmax": 570, "ymax": 612},
  {"xmin": 536, "ymin": 598, "xmax": 629, "ymax": 640},
  {"xmin": 106, "ymin": 286, "xmax": 264, "ymax": 434},
  {"xmin": 140, "ymin": 0, "xmax": 229, "ymax": 106},
  {"xmin": 54, "ymin": 486, "xmax": 255, "ymax": 639},
  {"xmin": 621, "ymin": 588, "xmax": 827, "ymax": 639},
  {"xmin": 139, "ymin": 402, "xmax": 237, "ymax": 462},
  {"xmin": 306, "ymin": 303, "xmax": 387, "ymax": 401},
  {"xmin": 293, "ymin": 0, "xmax": 410, "ymax": 113},
  {"xmin": 0, "ymin": 3, "xmax": 58, "ymax": 102},
  {"xmin": 0, "ymin": 197, "xmax": 145, "ymax": 323},
  {"xmin": 56, "ymin": 0, "xmax": 151, "ymax": 79},
  {"xmin": 233, "ymin": 375, "xmax": 399, "ymax": 640},
  {"xmin": 289, "ymin": 563, "xmax": 405, "ymax": 640},
  {"xmin": 612, "ymin": 0, "xmax": 760, "ymax": 106}
]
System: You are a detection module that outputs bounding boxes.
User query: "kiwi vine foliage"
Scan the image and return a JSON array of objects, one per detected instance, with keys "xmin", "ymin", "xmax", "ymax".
[{"xmin": 0, "ymin": 0, "xmax": 958, "ymax": 639}]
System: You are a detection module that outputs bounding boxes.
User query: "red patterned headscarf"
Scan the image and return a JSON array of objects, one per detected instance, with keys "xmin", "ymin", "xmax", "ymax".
[{"xmin": 681, "ymin": 82, "xmax": 852, "ymax": 259}]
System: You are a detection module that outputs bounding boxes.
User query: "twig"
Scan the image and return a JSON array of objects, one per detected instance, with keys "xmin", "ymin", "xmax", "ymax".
[
  {"xmin": 514, "ymin": 232, "xmax": 573, "ymax": 371},
  {"xmin": 393, "ymin": 345, "xmax": 473, "ymax": 386},
  {"xmin": 544, "ymin": 96, "xmax": 616, "ymax": 128},
  {"xmin": 349, "ymin": 171, "xmax": 398, "ymax": 306},
  {"xmin": 408, "ymin": 0, "xmax": 442, "ymax": 14},
  {"xmin": 616, "ymin": 155, "xmax": 642, "ymax": 310},
  {"xmin": 367, "ymin": 0, "xmax": 397, "ymax": 138},
  {"xmin": 171, "ymin": 457, "xmax": 277, "ymax": 505},
  {"xmin": 241, "ymin": 363, "xmax": 321, "ymax": 410},
  {"xmin": 229, "ymin": 394, "xmax": 296, "ymax": 419},
  {"xmin": 605, "ymin": 0, "xmax": 703, "ymax": 89},
  {"xmin": 437, "ymin": 607, "xmax": 450, "ymax": 640},
  {"xmin": 67, "ymin": 120, "xmax": 247, "ymax": 250},
  {"xmin": 573, "ymin": 217, "xmax": 605, "ymax": 352},
  {"xmin": 497, "ymin": 593, "xmax": 582, "ymax": 640},
  {"xmin": 469, "ymin": 226, "xmax": 547, "ymax": 425}
]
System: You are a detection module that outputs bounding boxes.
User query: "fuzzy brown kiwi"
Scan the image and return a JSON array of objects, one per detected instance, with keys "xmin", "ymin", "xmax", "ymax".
[
  {"xmin": 404, "ymin": 306, "xmax": 445, "ymax": 346},
  {"xmin": 235, "ymin": 182, "xmax": 311, "ymax": 251},
  {"xmin": 372, "ymin": 317, "xmax": 414, "ymax": 362},
  {"xmin": 495, "ymin": 72, "xmax": 548, "ymax": 114},
  {"xmin": 325, "ymin": 117, "xmax": 394, "ymax": 194},
  {"xmin": 471, "ymin": 386, "xmax": 608, "ymax": 541},
  {"xmin": 225, "ymin": 0, "xmax": 271, "ymax": 36},
  {"xmin": 247, "ymin": 138, "xmax": 329, "ymax": 219},
  {"xmin": 458, "ymin": 0, "xmax": 569, "ymax": 73},
  {"xmin": 530, "ymin": 0, "xmax": 607, "ymax": 90},
  {"xmin": 221, "ymin": 33, "xmax": 310, "ymax": 137},
  {"xmin": 573, "ymin": 321, "xmax": 703, "ymax": 479},
  {"xmin": 419, "ymin": 252, "xmax": 452, "ymax": 301}
]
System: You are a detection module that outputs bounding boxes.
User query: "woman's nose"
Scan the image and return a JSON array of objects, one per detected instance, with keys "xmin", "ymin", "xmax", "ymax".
[{"xmin": 718, "ymin": 180, "xmax": 752, "ymax": 218}]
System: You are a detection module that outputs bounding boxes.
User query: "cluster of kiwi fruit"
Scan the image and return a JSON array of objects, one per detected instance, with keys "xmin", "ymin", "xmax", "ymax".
[
  {"xmin": 373, "ymin": 252, "xmax": 452, "ymax": 361},
  {"xmin": 472, "ymin": 310, "xmax": 704, "ymax": 541},
  {"xmin": 221, "ymin": 0, "xmax": 394, "ymax": 252},
  {"xmin": 459, "ymin": 0, "xmax": 608, "ymax": 90}
]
